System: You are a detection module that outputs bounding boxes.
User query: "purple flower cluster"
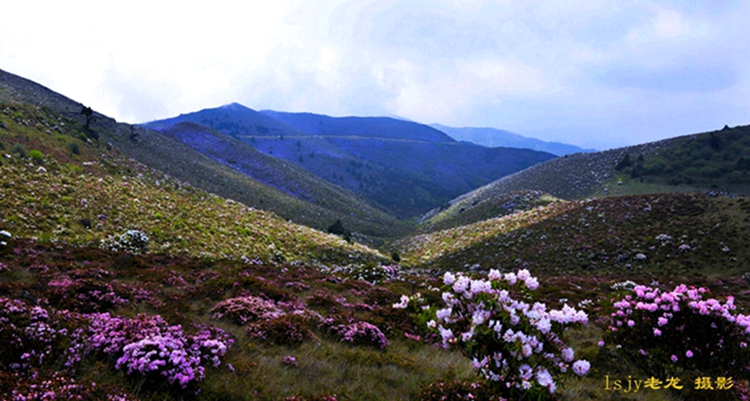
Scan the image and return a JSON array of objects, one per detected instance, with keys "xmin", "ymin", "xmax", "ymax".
[
  {"xmin": 211, "ymin": 296, "xmax": 283, "ymax": 325},
  {"xmin": 70, "ymin": 312, "xmax": 233, "ymax": 388},
  {"xmin": 47, "ymin": 277, "xmax": 128, "ymax": 313},
  {"xmin": 432, "ymin": 269, "xmax": 589, "ymax": 398},
  {"xmin": 607, "ymin": 283, "xmax": 750, "ymax": 378},
  {"xmin": 282, "ymin": 355, "xmax": 298, "ymax": 367},
  {"xmin": 0, "ymin": 297, "xmax": 62, "ymax": 372},
  {"xmin": 324, "ymin": 320, "xmax": 388, "ymax": 349},
  {"xmin": 7, "ymin": 371, "xmax": 135, "ymax": 401}
]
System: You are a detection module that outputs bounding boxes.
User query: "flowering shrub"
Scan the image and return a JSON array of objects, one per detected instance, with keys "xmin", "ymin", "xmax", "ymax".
[
  {"xmin": 47, "ymin": 277, "xmax": 128, "ymax": 313},
  {"xmin": 605, "ymin": 283, "xmax": 750, "ymax": 379},
  {"xmin": 100, "ymin": 229, "xmax": 150, "ymax": 254},
  {"xmin": 246, "ymin": 314, "xmax": 315, "ymax": 346},
  {"xmin": 282, "ymin": 355, "xmax": 298, "ymax": 368},
  {"xmin": 420, "ymin": 378, "xmax": 507, "ymax": 401},
  {"xmin": 2, "ymin": 371, "xmax": 137, "ymax": 401},
  {"xmin": 2, "ymin": 297, "xmax": 233, "ymax": 391},
  {"xmin": 430, "ymin": 269, "xmax": 590, "ymax": 399},
  {"xmin": 0, "ymin": 297, "xmax": 62, "ymax": 372},
  {"xmin": 211, "ymin": 296, "xmax": 283, "ymax": 325},
  {"xmin": 322, "ymin": 318, "xmax": 388, "ymax": 349},
  {"xmin": 69, "ymin": 312, "xmax": 233, "ymax": 389}
]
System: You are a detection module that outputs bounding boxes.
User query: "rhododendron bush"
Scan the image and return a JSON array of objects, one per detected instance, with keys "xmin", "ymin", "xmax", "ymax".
[
  {"xmin": 0, "ymin": 297, "xmax": 233, "ymax": 393},
  {"xmin": 419, "ymin": 269, "xmax": 590, "ymax": 399},
  {"xmin": 605, "ymin": 283, "xmax": 750, "ymax": 379}
]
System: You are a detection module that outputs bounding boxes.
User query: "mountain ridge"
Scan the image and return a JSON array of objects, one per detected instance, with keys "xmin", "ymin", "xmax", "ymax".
[
  {"xmin": 431, "ymin": 123, "xmax": 595, "ymax": 156},
  {"xmin": 145, "ymin": 104, "xmax": 557, "ymax": 218}
]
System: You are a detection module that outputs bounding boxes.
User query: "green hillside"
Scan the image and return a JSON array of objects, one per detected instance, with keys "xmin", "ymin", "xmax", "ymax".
[
  {"xmin": 417, "ymin": 190, "xmax": 563, "ymax": 234},
  {"xmin": 398, "ymin": 193, "xmax": 750, "ymax": 284},
  {"xmin": 0, "ymin": 102, "xmax": 388, "ymax": 265},
  {"xmin": 421, "ymin": 125, "xmax": 750, "ymax": 230},
  {"xmin": 0, "ymin": 68, "xmax": 408, "ymax": 246}
]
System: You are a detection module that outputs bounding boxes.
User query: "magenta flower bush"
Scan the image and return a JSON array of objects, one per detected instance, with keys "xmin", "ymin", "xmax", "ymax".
[
  {"xmin": 1, "ymin": 297, "xmax": 233, "ymax": 391},
  {"xmin": 211, "ymin": 295, "xmax": 283, "ymax": 325},
  {"xmin": 0, "ymin": 297, "xmax": 63, "ymax": 372},
  {"xmin": 605, "ymin": 283, "xmax": 750, "ymax": 379},
  {"xmin": 322, "ymin": 318, "xmax": 388, "ymax": 349},
  {"xmin": 47, "ymin": 277, "xmax": 128, "ymax": 313},
  {"xmin": 70, "ymin": 313, "xmax": 234, "ymax": 389},
  {"xmin": 430, "ymin": 269, "xmax": 590, "ymax": 399}
]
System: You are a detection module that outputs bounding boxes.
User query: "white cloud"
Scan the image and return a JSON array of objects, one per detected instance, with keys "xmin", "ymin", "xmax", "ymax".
[{"xmin": 1, "ymin": 0, "xmax": 748, "ymax": 148}]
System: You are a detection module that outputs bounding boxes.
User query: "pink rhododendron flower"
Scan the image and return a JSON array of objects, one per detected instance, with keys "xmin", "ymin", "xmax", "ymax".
[
  {"xmin": 524, "ymin": 277, "xmax": 539, "ymax": 291},
  {"xmin": 572, "ymin": 360, "xmax": 590, "ymax": 376}
]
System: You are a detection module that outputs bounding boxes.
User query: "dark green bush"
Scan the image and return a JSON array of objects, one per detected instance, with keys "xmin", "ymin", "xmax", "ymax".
[
  {"xmin": 68, "ymin": 142, "xmax": 80, "ymax": 155},
  {"xmin": 327, "ymin": 219, "xmax": 346, "ymax": 235},
  {"xmin": 12, "ymin": 143, "xmax": 27, "ymax": 158}
]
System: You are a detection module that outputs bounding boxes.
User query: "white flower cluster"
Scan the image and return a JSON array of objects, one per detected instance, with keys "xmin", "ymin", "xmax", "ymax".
[
  {"xmin": 610, "ymin": 280, "xmax": 637, "ymax": 291},
  {"xmin": 434, "ymin": 269, "xmax": 589, "ymax": 395},
  {"xmin": 100, "ymin": 229, "xmax": 150, "ymax": 254}
]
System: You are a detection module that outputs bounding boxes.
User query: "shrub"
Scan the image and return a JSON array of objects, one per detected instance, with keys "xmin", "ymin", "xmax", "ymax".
[
  {"xmin": 47, "ymin": 277, "xmax": 128, "ymax": 313},
  {"xmin": 420, "ymin": 378, "xmax": 507, "ymax": 401},
  {"xmin": 68, "ymin": 142, "xmax": 81, "ymax": 155},
  {"xmin": 605, "ymin": 283, "xmax": 750, "ymax": 380},
  {"xmin": 12, "ymin": 143, "xmax": 27, "ymax": 158},
  {"xmin": 0, "ymin": 297, "xmax": 61, "ymax": 372},
  {"xmin": 327, "ymin": 219, "xmax": 346, "ymax": 235},
  {"xmin": 100, "ymin": 229, "xmax": 150, "ymax": 254},
  {"xmin": 322, "ymin": 319, "xmax": 388, "ymax": 349},
  {"xmin": 71, "ymin": 313, "xmax": 233, "ymax": 389},
  {"xmin": 246, "ymin": 314, "xmax": 314, "ymax": 346},
  {"xmin": 28, "ymin": 149, "xmax": 44, "ymax": 163},
  {"xmin": 428, "ymin": 269, "xmax": 590, "ymax": 399},
  {"xmin": 211, "ymin": 296, "xmax": 283, "ymax": 325}
]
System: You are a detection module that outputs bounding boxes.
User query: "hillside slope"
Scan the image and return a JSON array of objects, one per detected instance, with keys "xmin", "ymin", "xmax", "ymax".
[
  {"xmin": 423, "ymin": 125, "xmax": 750, "ymax": 227},
  {"xmin": 150, "ymin": 121, "xmax": 409, "ymax": 240},
  {"xmin": 0, "ymin": 68, "xmax": 406, "ymax": 244},
  {"xmin": 398, "ymin": 193, "xmax": 750, "ymax": 281},
  {"xmin": 0, "ymin": 101, "xmax": 386, "ymax": 265}
]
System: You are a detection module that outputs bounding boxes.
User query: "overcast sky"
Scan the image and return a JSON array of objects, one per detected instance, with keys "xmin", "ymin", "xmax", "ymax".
[{"xmin": 2, "ymin": 1, "xmax": 748, "ymax": 149}]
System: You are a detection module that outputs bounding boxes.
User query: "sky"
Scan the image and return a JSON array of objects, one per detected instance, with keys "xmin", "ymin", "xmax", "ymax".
[{"xmin": 1, "ymin": 1, "xmax": 748, "ymax": 150}]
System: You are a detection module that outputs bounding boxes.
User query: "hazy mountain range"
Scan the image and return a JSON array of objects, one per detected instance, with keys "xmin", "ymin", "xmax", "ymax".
[
  {"xmin": 431, "ymin": 124, "xmax": 595, "ymax": 156},
  {"xmin": 143, "ymin": 104, "xmax": 556, "ymax": 219}
]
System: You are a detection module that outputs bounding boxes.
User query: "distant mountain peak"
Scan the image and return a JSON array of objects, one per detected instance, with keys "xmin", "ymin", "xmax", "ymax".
[{"xmin": 221, "ymin": 102, "xmax": 251, "ymax": 111}]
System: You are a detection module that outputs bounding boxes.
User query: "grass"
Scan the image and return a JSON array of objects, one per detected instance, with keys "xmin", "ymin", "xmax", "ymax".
[
  {"xmin": 202, "ymin": 340, "xmax": 473, "ymax": 400},
  {"xmin": 0, "ymin": 102, "xmax": 387, "ymax": 266},
  {"xmin": 397, "ymin": 193, "xmax": 750, "ymax": 287}
]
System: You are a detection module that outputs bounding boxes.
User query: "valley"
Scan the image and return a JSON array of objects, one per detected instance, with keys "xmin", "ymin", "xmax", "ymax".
[{"xmin": 1, "ymin": 67, "xmax": 750, "ymax": 400}]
